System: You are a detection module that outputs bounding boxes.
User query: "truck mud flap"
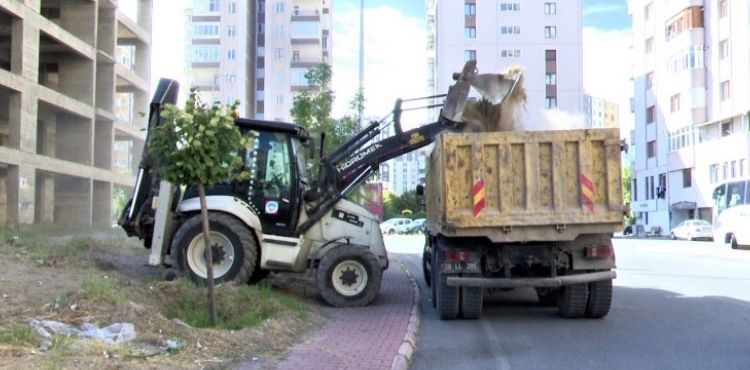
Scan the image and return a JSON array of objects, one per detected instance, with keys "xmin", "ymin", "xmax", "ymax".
[{"xmin": 446, "ymin": 270, "xmax": 616, "ymax": 289}]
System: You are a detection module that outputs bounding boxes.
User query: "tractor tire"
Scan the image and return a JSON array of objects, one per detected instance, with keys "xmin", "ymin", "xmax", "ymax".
[
  {"xmin": 431, "ymin": 246, "xmax": 437, "ymax": 308},
  {"xmin": 435, "ymin": 249, "xmax": 459, "ymax": 320},
  {"xmin": 585, "ymin": 279, "xmax": 613, "ymax": 318},
  {"xmin": 422, "ymin": 248, "xmax": 432, "ymax": 288},
  {"xmin": 535, "ymin": 288, "xmax": 558, "ymax": 306},
  {"xmin": 173, "ymin": 213, "xmax": 257, "ymax": 285},
  {"xmin": 316, "ymin": 245, "xmax": 382, "ymax": 307},
  {"xmin": 557, "ymin": 283, "xmax": 589, "ymax": 319},
  {"xmin": 460, "ymin": 278, "xmax": 483, "ymax": 320}
]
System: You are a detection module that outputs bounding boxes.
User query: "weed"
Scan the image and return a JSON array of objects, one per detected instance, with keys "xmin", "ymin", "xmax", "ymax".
[
  {"xmin": 161, "ymin": 279, "xmax": 309, "ymax": 330},
  {"xmin": 0, "ymin": 324, "xmax": 41, "ymax": 347},
  {"xmin": 81, "ymin": 273, "xmax": 126, "ymax": 308}
]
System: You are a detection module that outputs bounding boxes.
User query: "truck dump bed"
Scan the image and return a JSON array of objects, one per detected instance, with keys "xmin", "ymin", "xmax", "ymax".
[{"xmin": 426, "ymin": 128, "xmax": 623, "ymax": 242}]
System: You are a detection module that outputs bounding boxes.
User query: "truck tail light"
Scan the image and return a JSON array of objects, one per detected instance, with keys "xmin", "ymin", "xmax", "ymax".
[
  {"xmin": 584, "ymin": 245, "xmax": 613, "ymax": 259},
  {"xmin": 444, "ymin": 250, "xmax": 472, "ymax": 262}
]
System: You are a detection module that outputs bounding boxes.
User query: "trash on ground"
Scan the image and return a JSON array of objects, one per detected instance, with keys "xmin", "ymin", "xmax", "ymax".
[{"xmin": 29, "ymin": 319, "xmax": 137, "ymax": 345}]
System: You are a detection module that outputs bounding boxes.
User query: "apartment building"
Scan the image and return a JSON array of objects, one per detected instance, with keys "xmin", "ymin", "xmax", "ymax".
[
  {"xmin": 0, "ymin": 0, "xmax": 152, "ymax": 226},
  {"xmin": 584, "ymin": 94, "xmax": 620, "ymax": 128},
  {"xmin": 376, "ymin": 123, "xmax": 428, "ymax": 196},
  {"xmin": 427, "ymin": 0, "xmax": 583, "ymax": 125},
  {"xmin": 629, "ymin": 0, "xmax": 750, "ymax": 233},
  {"xmin": 185, "ymin": 0, "xmax": 331, "ymax": 121}
]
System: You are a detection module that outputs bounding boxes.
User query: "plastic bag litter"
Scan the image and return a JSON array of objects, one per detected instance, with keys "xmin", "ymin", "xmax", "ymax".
[{"xmin": 29, "ymin": 319, "xmax": 136, "ymax": 345}]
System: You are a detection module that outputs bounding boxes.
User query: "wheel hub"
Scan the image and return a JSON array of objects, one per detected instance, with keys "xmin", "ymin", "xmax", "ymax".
[
  {"xmin": 209, "ymin": 243, "xmax": 226, "ymax": 265},
  {"xmin": 339, "ymin": 267, "xmax": 359, "ymax": 286}
]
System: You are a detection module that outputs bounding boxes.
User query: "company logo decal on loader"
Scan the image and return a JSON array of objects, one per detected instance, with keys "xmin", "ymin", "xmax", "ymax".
[
  {"xmin": 472, "ymin": 178, "xmax": 486, "ymax": 217},
  {"xmin": 580, "ymin": 174, "xmax": 595, "ymax": 212}
]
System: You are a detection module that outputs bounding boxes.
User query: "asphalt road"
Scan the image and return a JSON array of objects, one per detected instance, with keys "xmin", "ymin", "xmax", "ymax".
[{"xmin": 385, "ymin": 235, "xmax": 750, "ymax": 370}]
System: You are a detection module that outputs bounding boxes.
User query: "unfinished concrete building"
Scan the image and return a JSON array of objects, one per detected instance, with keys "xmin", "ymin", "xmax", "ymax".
[{"xmin": 0, "ymin": 0, "xmax": 152, "ymax": 227}]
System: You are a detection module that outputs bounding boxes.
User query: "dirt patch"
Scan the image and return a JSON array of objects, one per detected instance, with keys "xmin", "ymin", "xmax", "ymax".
[{"xmin": 0, "ymin": 229, "xmax": 326, "ymax": 369}]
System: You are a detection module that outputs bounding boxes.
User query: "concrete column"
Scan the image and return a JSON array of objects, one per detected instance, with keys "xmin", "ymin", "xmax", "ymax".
[
  {"xmin": 137, "ymin": 0, "xmax": 153, "ymax": 34},
  {"xmin": 54, "ymin": 175, "xmax": 92, "ymax": 225},
  {"xmin": 92, "ymin": 180, "xmax": 112, "ymax": 227},
  {"xmin": 7, "ymin": 164, "xmax": 36, "ymax": 225},
  {"xmin": 17, "ymin": 11, "xmax": 39, "ymax": 82},
  {"xmin": 134, "ymin": 90, "xmax": 149, "ymax": 127},
  {"xmin": 34, "ymin": 172, "xmax": 54, "ymax": 224},
  {"xmin": 96, "ymin": 7, "xmax": 116, "ymax": 55},
  {"xmin": 0, "ymin": 166, "xmax": 7, "ymax": 226},
  {"xmin": 94, "ymin": 120, "xmax": 113, "ymax": 169}
]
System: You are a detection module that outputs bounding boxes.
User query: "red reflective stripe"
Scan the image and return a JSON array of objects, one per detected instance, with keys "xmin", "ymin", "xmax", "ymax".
[
  {"xmin": 585, "ymin": 246, "xmax": 613, "ymax": 258},
  {"xmin": 582, "ymin": 196, "xmax": 595, "ymax": 212},
  {"xmin": 472, "ymin": 179, "xmax": 486, "ymax": 217},
  {"xmin": 580, "ymin": 174, "xmax": 594, "ymax": 191},
  {"xmin": 445, "ymin": 250, "xmax": 472, "ymax": 262}
]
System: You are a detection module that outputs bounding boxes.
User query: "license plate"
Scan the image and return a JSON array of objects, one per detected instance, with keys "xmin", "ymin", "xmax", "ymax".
[{"xmin": 441, "ymin": 261, "xmax": 480, "ymax": 274}]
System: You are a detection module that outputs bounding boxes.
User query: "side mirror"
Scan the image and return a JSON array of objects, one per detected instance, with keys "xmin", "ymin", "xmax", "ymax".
[{"xmin": 416, "ymin": 184, "xmax": 425, "ymax": 196}]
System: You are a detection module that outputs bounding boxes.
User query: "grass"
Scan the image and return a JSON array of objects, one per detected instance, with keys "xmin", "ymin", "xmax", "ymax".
[
  {"xmin": 161, "ymin": 279, "xmax": 309, "ymax": 330},
  {"xmin": 0, "ymin": 324, "xmax": 41, "ymax": 347},
  {"xmin": 81, "ymin": 273, "xmax": 126, "ymax": 308}
]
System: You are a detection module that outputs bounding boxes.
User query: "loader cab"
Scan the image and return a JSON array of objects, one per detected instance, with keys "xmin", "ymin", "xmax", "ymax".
[{"xmin": 235, "ymin": 119, "xmax": 310, "ymax": 236}]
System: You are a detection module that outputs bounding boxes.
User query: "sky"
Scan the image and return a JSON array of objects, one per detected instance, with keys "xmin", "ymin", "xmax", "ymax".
[{"xmin": 151, "ymin": 0, "xmax": 634, "ymax": 135}]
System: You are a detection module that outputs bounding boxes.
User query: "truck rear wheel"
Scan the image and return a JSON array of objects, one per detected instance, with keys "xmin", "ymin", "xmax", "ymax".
[
  {"xmin": 316, "ymin": 245, "xmax": 382, "ymax": 307},
  {"xmin": 585, "ymin": 279, "xmax": 613, "ymax": 318},
  {"xmin": 557, "ymin": 283, "xmax": 589, "ymax": 319},
  {"xmin": 173, "ymin": 213, "xmax": 257, "ymax": 285},
  {"xmin": 435, "ymin": 250, "xmax": 459, "ymax": 320},
  {"xmin": 460, "ymin": 279, "xmax": 483, "ymax": 319}
]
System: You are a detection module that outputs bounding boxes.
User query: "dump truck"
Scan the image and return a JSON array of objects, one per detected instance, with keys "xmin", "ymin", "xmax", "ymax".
[{"xmin": 420, "ymin": 104, "xmax": 624, "ymax": 320}]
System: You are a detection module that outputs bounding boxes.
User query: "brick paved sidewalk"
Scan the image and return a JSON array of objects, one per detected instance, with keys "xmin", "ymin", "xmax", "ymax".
[{"xmin": 274, "ymin": 262, "xmax": 414, "ymax": 370}]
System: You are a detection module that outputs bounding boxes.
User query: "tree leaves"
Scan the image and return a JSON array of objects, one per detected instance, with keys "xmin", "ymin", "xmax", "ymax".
[{"xmin": 150, "ymin": 88, "xmax": 256, "ymax": 188}]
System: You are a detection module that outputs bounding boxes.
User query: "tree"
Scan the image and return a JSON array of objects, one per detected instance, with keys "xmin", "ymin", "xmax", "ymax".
[
  {"xmin": 150, "ymin": 89, "xmax": 253, "ymax": 326},
  {"xmin": 622, "ymin": 165, "xmax": 632, "ymax": 204},
  {"xmin": 384, "ymin": 190, "xmax": 425, "ymax": 220},
  {"xmin": 290, "ymin": 62, "xmax": 362, "ymax": 153}
]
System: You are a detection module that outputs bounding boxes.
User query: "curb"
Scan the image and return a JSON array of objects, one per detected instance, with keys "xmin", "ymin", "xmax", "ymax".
[{"xmin": 391, "ymin": 258, "xmax": 421, "ymax": 370}]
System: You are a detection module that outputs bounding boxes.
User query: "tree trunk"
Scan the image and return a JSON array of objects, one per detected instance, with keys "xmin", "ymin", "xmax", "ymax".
[{"xmin": 197, "ymin": 183, "xmax": 217, "ymax": 326}]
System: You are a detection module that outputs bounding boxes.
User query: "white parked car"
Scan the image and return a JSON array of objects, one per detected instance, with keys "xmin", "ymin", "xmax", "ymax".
[
  {"xmin": 380, "ymin": 218, "xmax": 412, "ymax": 235},
  {"xmin": 670, "ymin": 220, "xmax": 713, "ymax": 241}
]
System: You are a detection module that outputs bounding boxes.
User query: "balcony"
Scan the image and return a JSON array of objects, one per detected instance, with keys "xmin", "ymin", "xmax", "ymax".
[
  {"xmin": 291, "ymin": 9, "xmax": 320, "ymax": 21},
  {"xmin": 290, "ymin": 56, "xmax": 321, "ymax": 67}
]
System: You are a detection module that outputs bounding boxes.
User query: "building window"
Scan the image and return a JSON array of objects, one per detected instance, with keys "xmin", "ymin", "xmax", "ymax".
[
  {"xmin": 191, "ymin": 45, "xmax": 219, "ymax": 62},
  {"xmin": 633, "ymin": 178, "xmax": 638, "ymax": 201},
  {"xmin": 741, "ymin": 159, "xmax": 747, "ymax": 177},
  {"xmin": 645, "ymin": 38, "xmax": 653, "ymax": 54},
  {"xmin": 719, "ymin": 0, "xmax": 728, "ymax": 18},
  {"xmin": 500, "ymin": 49, "xmax": 520, "ymax": 58},
  {"xmin": 545, "ymin": 97, "xmax": 557, "ymax": 109},
  {"xmin": 228, "ymin": 2, "xmax": 235, "ymax": 13},
  {"xmin": 465, "ymin": 3, "xmax": 476, "ymax": 16},
  {"xmin": 667, "ymin": 46, "xmax": 705, "ymax": 74},
  {"xmin": 465, "ymin": 27, "xmax": 476, "ymax": 39},
  {"xmin": 275, "ymin": 1, "xmax": 284, "ymax": 13},
  {"xmin": 722, "ymin": 162, "xmax": 729, "ymax": 180},
  {"xmin": 721, "ymin": 121, "xmax": 733, "ymax": 136},
  {"xmin": 225, "ymin": 73, "xmax": 235, "ymax": 84},
  {"xmin": 669, "ymin": 126, "xmax": 695, "ymax": 152},
  {"xmin": 274, "ymin": 48, "xmax": 284, "ymax": 59},
  {"xmin": 647, "ymin": 140, "xmax": 656, "ymax": 158},
  {"xmin": 545, "ymin": 73, "xmax": 557, "ymax": 85},
  {"xmin": 501, "ymin": 26, "xmax": 521, "ymax": 35},
  {"xmin": 646, "ymin": 105, "xmax": 655, "ymax": 123},
  {"xmin": 275, "ymin": 25, "xmax": 284, "ymax": 37},
  {"xmin": 500, "ymin": 3, "xmax": 520, "ymax": 11},
  {"xmin": 646, "ymin": 72, "xmax": 653, "ymax": 89},
  {"xmin": 192, "ymin": 22, "xmax": 220, "ymax": 37},
  {"xmin": 544, "ymin": 2, "xmax": 556, "ymax": 15},
  {"xmin": 544, "ymin": 26, "xmax": 557, "ymax": 39},
  {"xmin": 276, "ymin": 94, "xmax": 284, "ymax": 106},
  {"xmin": 709, "ymin": 164, "xmax": 719, "ymax": 184},
  {"xmin": 719, "ymin": 39, "xmax": 729, "ymax": 60},
  {"xmin": 683, "ymin": 168, "xmax": 692, "ymax": 188},
  {"xmin": 720, "ymin": 80, "xmax": 730, "ymax": 101},
  {"xmin": 227, "ymin": 49, "xmax": 236, "ymax": 60},
  {"xmin": 209, "ymin": 0, "xmax": 220, "ymax": 12},
  {"xmin": 291, "ymin": 67, "xmax": 310, "ymax": 86},
  {"xmin": 670, "ymin": 94, "xmax": 680, "ymax": 113},
  {"xmin": 644, "ymin": 3, "xmax": 652, "ymax": 20},
  {"xmin": 227, "ymin": 25, "xmax": 236, "ymax": 37},
  {"xmin": 464, "ymin": 49, "xmax": 476, "ymax": 61}
]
